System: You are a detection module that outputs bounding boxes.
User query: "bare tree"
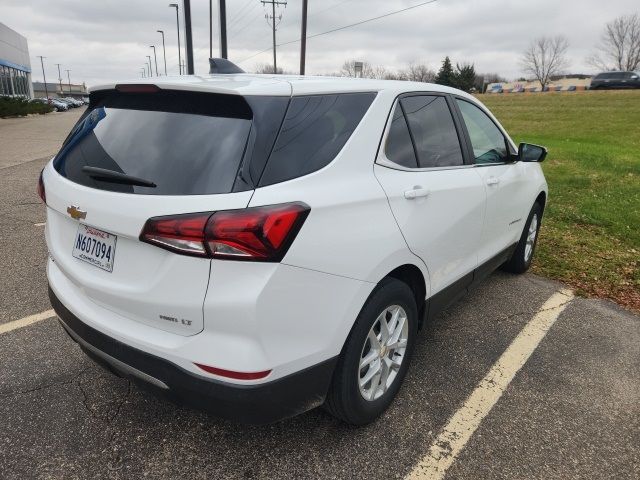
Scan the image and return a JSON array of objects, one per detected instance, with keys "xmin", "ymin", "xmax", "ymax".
[
  {"xmin": 254, "ymin": 63, "xmax": 284, "ymax": 74},
  {"xmin": 521, "ymin": 36, "xmax": 570, "ymax": 89},
  {"xmin": 404, "ymin": 63, "xmax": 436, "ymax": 82},
  {"xmin": 340, "ymin": 60, "xmax": 376, "ymax": 78},
  {"xmin": 588, "ymin": 13, "xmax": 640, "ymax": 71}
]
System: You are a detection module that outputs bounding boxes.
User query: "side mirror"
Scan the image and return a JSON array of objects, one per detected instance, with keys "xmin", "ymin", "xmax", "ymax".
[{"xmin": 518, "ymin": 143, "xmax": 547, "ymax": 162}]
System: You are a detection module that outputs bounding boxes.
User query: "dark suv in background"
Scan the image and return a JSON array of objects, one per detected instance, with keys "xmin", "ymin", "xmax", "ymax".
[{"xmin": 590, "ymin": 71, "xmax": 640, "ymax": 89}]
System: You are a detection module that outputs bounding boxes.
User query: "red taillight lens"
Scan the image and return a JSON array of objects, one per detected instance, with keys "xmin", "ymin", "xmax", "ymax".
[
  {"xmin": 37, "ymin": 169, "xmax": 46, "ymax": 204},
  {"xmin": 140, "ymin": 212, "xmax": 211, "ymax": 256},
  {"xmin": 194, "ymin": 363, "xmax": 271, "ymax": 380},
  {"xmin": 205, "ymin": 203, "xmax": 309, "ymax": 261},
  {"xmin": 139, "ymin": 203, "xmax": 310, "ymax": 261}
]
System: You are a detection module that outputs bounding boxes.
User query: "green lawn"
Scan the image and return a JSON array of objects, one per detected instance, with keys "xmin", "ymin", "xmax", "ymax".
[{"xmin": 478, "ymin": 90, "xmax": 640, "ymax": 311}]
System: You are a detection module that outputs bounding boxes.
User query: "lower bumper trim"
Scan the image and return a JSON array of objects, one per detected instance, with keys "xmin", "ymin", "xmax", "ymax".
[{"xmin": 49, "ymin": 286, "xmax": 338, "ymax": 424}]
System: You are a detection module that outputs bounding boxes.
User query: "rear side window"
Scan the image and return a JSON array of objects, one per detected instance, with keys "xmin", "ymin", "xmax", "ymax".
[
  {"xmin": 258, "ymin": 92, "xmax": 376, "ymax": 186},
  {"xmin": 400, "ymin": 95, "xmax": 464, "ymax": 168},
  {"xmin": 53, "ymin": 90, "xmax": 278, "ymax": 195},
  {"xmin": 385, "ymin": 104, "xmax": 418, "ymax": 168}
]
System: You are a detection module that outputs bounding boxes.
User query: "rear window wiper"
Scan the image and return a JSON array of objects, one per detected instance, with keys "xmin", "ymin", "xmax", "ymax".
[{"xmin": 81, "ymin": 166, "xmax": 157, "ymax": 188}]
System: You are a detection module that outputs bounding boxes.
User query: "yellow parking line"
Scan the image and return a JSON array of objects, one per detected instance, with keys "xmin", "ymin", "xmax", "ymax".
[
  {"xmin": 0, "ymin": 309, "xmax": 56, "ymax": 335},
  {"xmin": 407, "ymin": 289, "xmax": 574, "ymax": 480}
]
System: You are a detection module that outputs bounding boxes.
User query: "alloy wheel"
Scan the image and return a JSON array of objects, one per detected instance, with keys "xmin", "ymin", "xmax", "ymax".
[{"xmin": 358, "ymin": 305, "xmax": 409, "ymax": 401}]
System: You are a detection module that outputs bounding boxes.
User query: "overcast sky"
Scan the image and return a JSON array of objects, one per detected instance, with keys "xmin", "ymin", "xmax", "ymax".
[{"xmin": 3, "ymin": 0, "xmax": 638, "ymax": 86}]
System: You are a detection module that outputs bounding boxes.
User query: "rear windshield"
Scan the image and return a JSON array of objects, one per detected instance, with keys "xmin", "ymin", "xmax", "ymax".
[{"xmin": 53, "ymin": 90, "xmax": 254, "ymax": 195}]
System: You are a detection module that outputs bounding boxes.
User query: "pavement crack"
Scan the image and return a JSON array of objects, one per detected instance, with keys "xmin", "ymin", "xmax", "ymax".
[{"xmin": 0, "ymin": 368, "xmax": 90, "ymax": 398}]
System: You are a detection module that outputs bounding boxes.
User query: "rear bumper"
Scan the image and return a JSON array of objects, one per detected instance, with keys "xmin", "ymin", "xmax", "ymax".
[{"xmin": 49, "ymin": 287, "xmax": 338, "ymax": 424}]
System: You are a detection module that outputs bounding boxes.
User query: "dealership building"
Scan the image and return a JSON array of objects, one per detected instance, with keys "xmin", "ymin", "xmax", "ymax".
[{"xmin": 0, "ymin": 22, "xmax": 33, "ymax": 98}]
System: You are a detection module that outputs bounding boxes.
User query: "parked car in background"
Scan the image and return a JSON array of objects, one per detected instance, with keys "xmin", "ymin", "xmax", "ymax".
[
  {"xmin": 53, "ymin": 99, "xmax": 71, "ymax": 111},
  {"xmin": 42, "ymin": 73, "xmax": 548, "ymax": 425},
  {"xmin": 64, "ymin": 97, "xmax": 85, "ymax": 107},
  {"xmin": 590, "ymin": 71, "xmax": 640, "ymax": 89},
  {"xmin": 57, "ymin": 98, "xmax": 80, "ymax": 108},
  {"xmin": 33, "ymin": 98, "xmax": 68, "ymax": 111}
]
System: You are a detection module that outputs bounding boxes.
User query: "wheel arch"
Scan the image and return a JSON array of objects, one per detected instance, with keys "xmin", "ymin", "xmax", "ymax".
[{"xmin": 384, "ymin": 264, "xmax": 428, "ymax": 328}]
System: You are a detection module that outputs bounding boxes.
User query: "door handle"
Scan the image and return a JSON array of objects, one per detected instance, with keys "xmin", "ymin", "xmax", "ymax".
[
  {"xmin": 486, "ymin": 177, "xmax": 500, "ymax": 186},
  {"xmin": 404, "ymin": 187, "xmax": 430, "ymax": 199}
]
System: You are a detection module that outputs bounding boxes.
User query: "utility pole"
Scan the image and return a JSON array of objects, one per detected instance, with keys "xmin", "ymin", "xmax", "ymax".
[
  {"xmin": 157, "ymin": 30, "xmax": 168, "ymax": 75},
  {"xmin": 150, "ymin": 45, "xmax": 159, "ymax": 76},
  {"xmin": 183, "ymin": 0, "xmax": 195, "ymax": 74},
  {"xmin": 55, "ymin": 63, "xmax": 63, "ymax": 95},
  {"xmin": 300, "ymin": 0, "xmax": 308, "ymax": 75},
  {"xmin": 65, "ymin": 69, "xmax": 71, "ymax": 95},
  {"xmin": 37, "ymin": 56, "xmax": 48, "ymax": 100},
  {"xmin": 146, "ymin": 56, "xmax": 153, "ymax": 76},
  {"xmin": 169, "ymin": 3, "xmax": 182, "ymax": 74},
  {"xmin": 218, "ymin": 0, "xmax": 228, "ymax": 59},
  {"xmin": 262, "ymin": 0, "xmax": 287, "ymax": 74}
]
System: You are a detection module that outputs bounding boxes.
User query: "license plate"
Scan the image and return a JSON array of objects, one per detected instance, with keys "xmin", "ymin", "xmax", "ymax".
[{"xmin": 72, "ymin": 224, "xmax": 117, "ymax": 272}]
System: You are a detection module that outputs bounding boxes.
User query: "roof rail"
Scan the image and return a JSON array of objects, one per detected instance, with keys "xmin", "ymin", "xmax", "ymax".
[{"xmin": 209, "ymin": 58, "xmax": 245, "ymax": 74}]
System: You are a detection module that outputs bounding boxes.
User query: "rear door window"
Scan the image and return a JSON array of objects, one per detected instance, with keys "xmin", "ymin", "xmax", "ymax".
[
  {"xmin": 54, "ymin": 90, "xmax": 263, "ymax": 195},
  {"xmin": 400, "ymin": 95, "xmax": 464, "ymax": 168},
  {"xmin": 384, "ymin": 104, "xmax": 418, "ymax": 168},
  {"xmin": 258, "ymin": 92, "xmax": 376, "ymax": 186}
]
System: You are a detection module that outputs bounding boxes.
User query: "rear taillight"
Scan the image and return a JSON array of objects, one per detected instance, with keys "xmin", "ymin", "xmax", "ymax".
[
  {"xmin": 37, "ymin": 169, "xmax": 46, "ymax": 204},
  {"xmin": 139, "ymin": 203, "xmax": 310, "ymax": 261}
]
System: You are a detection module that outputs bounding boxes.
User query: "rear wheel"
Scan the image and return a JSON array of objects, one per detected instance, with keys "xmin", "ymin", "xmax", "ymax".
[
  {"xmin": 502, "ymin": 202, "xmax": 542, "ymax": 274},
  {"xmin": 324, "ymin": 278, "xmax": 418, "ymax": 425}
]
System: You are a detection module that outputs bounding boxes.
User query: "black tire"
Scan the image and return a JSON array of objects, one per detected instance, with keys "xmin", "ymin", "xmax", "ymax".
[
  {"xmin": 324, "ymin": 277, "xmax": 418, "ymax": 425},
  {"xmin": 501, "ymin": 202, "xmax": 543, "ymax": 274}
]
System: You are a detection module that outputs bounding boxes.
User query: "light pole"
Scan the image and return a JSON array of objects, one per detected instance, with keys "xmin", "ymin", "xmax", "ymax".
[
  {"xmin": 146, "ymin": 55, "xmax": 153, "ymax": 77},
  {"xmin": 55, "ymin": 63, "xmax": 63, "ymax": 95},
  {"xmin": 141, "ymin": 68, "xmax": 146, "ymax": 78},
  {"xmin": 219, "ymin": 0, "xmax": 228, "ymax": 58},
  {"xmin": 169, "ymin": 3, "xmax": 182, "ymax": 74},
  {"xmin": 65, "ymin": 69, "xmax": 72, "ymax": 95},
  {"xmin": 183, "ymin": 0, "xmax": 194, "ymax": 74},
  {"xmin": 157, "ymin": 30, "xmax": 168, "ymax": 75},
  {"xmin": 37, "ymin": 56, "xmax": 48, "ymax": 100},
  {"xmin": 300, "ymin": 0, "xmax": 308, "ymax": 75},
  {"xmin": 150, "ymin": 45, "xmax": 159, "ymax": 76}
]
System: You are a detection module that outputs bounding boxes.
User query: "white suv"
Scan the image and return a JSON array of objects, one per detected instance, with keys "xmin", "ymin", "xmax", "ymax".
[{"xmin": 41, "ymin": 73, "xmax": 548, "ymax": 425}]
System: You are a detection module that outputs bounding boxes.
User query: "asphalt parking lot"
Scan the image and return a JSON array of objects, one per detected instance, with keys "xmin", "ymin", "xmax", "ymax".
[{"xmin": 1, "ymin": 111, "xmax": 638, "ymax": 480}]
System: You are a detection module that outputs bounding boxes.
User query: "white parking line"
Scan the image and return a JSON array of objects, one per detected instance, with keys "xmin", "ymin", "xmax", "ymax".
[
  {"xmin": 407, "ymin": 288, "xmax": 574, "ymax": 480},
  {"xmin": 0, "ymin": 309, "xmax": 56, "ymax": 335}
]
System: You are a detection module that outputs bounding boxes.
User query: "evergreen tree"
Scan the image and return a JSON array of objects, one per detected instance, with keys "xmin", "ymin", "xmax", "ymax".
[
  {"xmin": 454, "ymin": 63, "xmax": 476, "ymax": 92},
  {"xmin": 435, "ymin": 56, "xmax": 455, "ymax": 86}
]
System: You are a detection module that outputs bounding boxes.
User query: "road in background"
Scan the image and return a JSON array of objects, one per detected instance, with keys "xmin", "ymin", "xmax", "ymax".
[
  {"xmin": 0, "ymin": 109, "xmax": 83, "ymax": 169},
  {"xmin": 0, "ymin": 114, "xmax": 638, "ymax": 479}
]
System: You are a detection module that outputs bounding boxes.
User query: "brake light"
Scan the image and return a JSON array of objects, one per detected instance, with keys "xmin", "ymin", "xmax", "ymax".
[
  {"xmin": 139, "ymin": 203, "xmax": 310, "ymax": 261},
  {"xmin": 194, "ymin": 363, "xmax": 271, "ymax": 380},
  {"xmin": 37, "ymin": 169, "xmax": 46, "ymax": 204},
  {"xmin": 115, "ymin": 84, "xmax": 160, "ymax": 93}
]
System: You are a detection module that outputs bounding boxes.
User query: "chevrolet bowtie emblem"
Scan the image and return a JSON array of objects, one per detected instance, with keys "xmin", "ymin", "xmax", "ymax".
[{"xmin": 67, "ymin": 205, "xmax": 87, "ymax": 220}]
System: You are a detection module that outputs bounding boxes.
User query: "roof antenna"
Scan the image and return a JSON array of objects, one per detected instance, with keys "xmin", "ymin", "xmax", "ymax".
[{"xmin": 209, "ymin": 58, "xmax": 245, "ymax": 74}]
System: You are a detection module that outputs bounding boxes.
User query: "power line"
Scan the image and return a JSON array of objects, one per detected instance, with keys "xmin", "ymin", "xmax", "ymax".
[
  {"xmin": 308, "ymin": 0, "xmax": 357, "ymax": 18},
  {"xmin": 237, "ymin": 0, "xmax": 438, "ymax": 64},
  {"xmin": 228, "ymin": 0, "xmax": 258, "ymax": 30},
  {"xmin": 261, "ymin": 0, "xmax": 287, "ymax": 73}
]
